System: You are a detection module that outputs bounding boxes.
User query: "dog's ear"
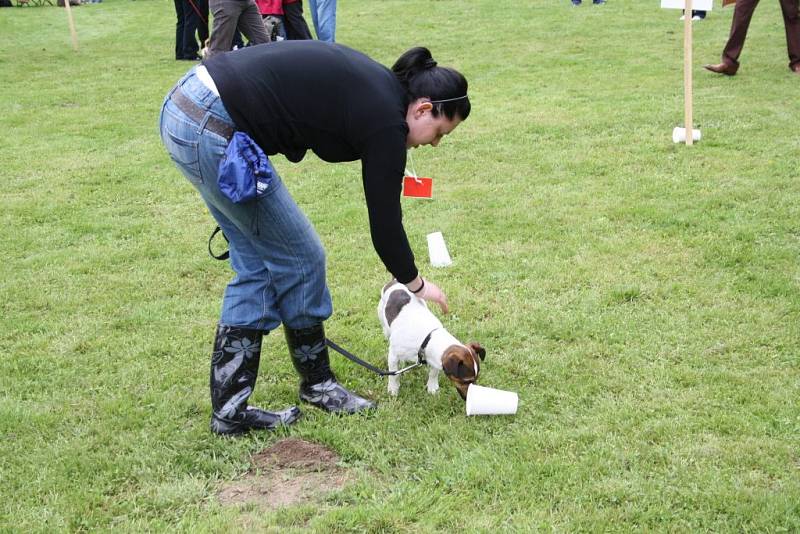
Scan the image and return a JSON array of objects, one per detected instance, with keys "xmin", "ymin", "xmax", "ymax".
[
  {"xmin": 442, "ymin": 349, "xmax": 462, "ymax": 378},
  {"xmin": 443, "ymin": 347, "xmax": 477, "ymax": 401},
  {"xmin": 382, "ymin": 278, "xmax": 397, "ymax": 295},
  {"xmin": 468, "ymin": 342, "xmax": 486, "ymax": 361},
  {"xmin": 444, "ymin": 348, "xmax": 478, "ymax": 380}
]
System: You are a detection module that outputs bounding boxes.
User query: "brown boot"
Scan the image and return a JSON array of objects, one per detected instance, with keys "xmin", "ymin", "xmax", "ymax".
[{"xmin": 703, "ymin": 62, "xmax": 738, "ymax": 76}]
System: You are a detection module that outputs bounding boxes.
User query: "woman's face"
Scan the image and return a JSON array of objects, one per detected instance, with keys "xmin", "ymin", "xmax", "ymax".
[{"xmin": 405, "ymin": 99, "xmax": 462, "ymax": 149}]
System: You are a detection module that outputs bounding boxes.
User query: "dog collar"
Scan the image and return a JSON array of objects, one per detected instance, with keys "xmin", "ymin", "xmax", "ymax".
[{"xmin": 417, "ymin": 328, "xmax": 439, "ymax": 364}]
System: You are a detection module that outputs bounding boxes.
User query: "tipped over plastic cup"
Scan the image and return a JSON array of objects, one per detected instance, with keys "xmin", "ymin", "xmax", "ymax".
[
  {"xmin": 672, "ymin": 127, "xmax": 701, "ymax": 143},
  {"xmin": 465, "ymin": 384, "xmax": 519, "ymax": 416},
  {"xmin": 427, "ymin": 231, "xmax": 452, "ymax": 267}
]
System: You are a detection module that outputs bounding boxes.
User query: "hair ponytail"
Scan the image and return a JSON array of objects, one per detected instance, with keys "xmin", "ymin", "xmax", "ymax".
[{"xmin": 392, "ymin": 47, "xmax": 470, "ymax": 121}]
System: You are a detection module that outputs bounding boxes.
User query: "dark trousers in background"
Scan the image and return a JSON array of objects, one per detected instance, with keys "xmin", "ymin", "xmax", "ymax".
[
  {"xmin": 283, "ymin": 0, "xmax": 313, "ymax": 40},
  {"xmin": 206, "ymin": 0, "xmax": 269, "ymax": 59},
  {"xmin": 721, "ymin": 0, "xmax": 800, "ymax": 69},
  {"xmin": 174, "ymin": 0, "xmax": 209, "ymax": 60}
]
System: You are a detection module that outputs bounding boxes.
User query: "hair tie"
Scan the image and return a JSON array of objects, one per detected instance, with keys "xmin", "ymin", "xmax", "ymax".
[{"xmin": 423, "ymin": 58, "xmax": 438, "ymax": 69}]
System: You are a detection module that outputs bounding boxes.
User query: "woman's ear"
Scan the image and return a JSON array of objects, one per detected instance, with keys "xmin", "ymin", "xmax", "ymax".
[{"xmin": 411, "ymin": 100, "xmax": 433, "ymax": 118}]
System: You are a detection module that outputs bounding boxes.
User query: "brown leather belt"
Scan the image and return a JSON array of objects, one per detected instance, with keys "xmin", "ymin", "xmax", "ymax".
[{"xmin": 171, "ymin": 86, "xmax": 235, "ymax": 141}]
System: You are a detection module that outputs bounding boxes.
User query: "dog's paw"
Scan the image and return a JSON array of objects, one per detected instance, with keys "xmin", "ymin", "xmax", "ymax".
[
  {"xmin": 426, "ymin": 383, "xmax": 439, "ymax": 394},
  {"xmin": 387, "ymin": 383, "xmax": 400, "ymax": 396}
]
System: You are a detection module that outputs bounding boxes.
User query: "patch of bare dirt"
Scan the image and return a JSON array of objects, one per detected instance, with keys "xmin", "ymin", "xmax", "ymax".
[{"xmin": 218, "ymin": 438, "xmax": 351, "ymax": 510}]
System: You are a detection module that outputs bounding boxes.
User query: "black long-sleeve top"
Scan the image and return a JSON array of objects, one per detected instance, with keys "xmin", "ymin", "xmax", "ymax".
[{"xmin": 204, "ymin": 41, "xmax": 417, "ymax": 283}]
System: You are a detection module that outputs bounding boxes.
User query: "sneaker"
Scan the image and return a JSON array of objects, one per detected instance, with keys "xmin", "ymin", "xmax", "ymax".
[
  {"xmin": 692, "ymin": 14, "xmax": 703, "ymax": 20},
  {"xmin": 593, "ymin": 0, "xmax": 605, "ymax": 4},
  {"xmin": 679, "ymin": 14, "xmax": 685, "ymax": 20},
  {"xmin": 572, "ymin": 0, "xmax": 581, "ymax": 5}
]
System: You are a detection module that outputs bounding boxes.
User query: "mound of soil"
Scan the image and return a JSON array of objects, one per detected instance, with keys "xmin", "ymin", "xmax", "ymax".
[
  {"xmin": 252, "ymin": 437, "xmax": 341, "ymax": 470},
  {"xmin": 217, "ymin": 438, "xmax": 350, "ymax": 510}
]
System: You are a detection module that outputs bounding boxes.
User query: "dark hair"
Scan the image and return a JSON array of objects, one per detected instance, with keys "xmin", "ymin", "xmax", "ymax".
[{"xmin": 392, "ymin": 47, "xmax": 470, "ymax": 121}]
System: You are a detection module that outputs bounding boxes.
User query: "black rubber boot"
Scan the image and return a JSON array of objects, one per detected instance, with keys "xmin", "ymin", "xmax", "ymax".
[
  {"xmin": 210, "ymin": 324, "xmax": 302, "ymax": 435},
  {"xmin": 284, "ymin": 323, "xmax": 376, "ymax": 414}
]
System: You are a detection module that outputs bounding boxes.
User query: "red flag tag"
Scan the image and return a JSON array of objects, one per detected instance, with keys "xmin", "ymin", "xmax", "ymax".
[{"xmin": 403, "ymin": 176, "xmax": 433, "ymax": 198}]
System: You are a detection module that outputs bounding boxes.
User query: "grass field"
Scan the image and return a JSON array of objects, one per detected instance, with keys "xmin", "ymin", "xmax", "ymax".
[{"xmin": 2, "ymin": 0, "xmax": 799, "ymax": 531}]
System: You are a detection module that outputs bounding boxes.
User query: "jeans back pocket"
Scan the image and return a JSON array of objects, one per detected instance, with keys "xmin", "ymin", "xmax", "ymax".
[{"xmin": 160, "ymin": 103, "xmax": 203, "ymax": 184}]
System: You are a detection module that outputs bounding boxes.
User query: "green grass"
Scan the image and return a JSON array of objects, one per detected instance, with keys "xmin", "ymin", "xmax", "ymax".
[{"xmin": 2, "ymin": 0, "xmax": 800, "ymax": 531}]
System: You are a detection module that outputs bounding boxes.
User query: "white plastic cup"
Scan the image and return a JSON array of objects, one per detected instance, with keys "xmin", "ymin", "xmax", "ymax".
[
  {"xmin": 465, "ymin": 384, "xmax": 519, "ymax": 416},
  {"xmin": 427, "ymin": 231, "xmax": 452, "ymax": 267},
  {"xmin": 672, "ymin": 127, "xmax": 701, "ymax": 143}
]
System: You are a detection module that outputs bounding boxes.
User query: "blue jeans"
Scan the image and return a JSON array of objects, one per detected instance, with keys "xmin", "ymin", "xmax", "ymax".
[
  {"xmin": 307, "ymin": 0, "xmax": 336, "ymax": 42},
  {"xmin": 158, "ymin": 67, "xmax": 332, "ymax": 331}
]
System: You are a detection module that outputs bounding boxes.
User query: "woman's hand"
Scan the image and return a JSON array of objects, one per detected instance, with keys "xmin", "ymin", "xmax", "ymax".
[{"xmin": 405, "ymin": 277, "xmax": 449, "ymax": 314}]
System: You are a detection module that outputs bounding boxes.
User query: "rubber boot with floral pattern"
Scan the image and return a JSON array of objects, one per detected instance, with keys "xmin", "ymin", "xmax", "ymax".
[
  {"xmin": 284, "ymin": 323, "xmax": 376, "ymax": 414},
  {"xmin": 210, "ymin": 324, "xmax": 302, "ymax": 435}
]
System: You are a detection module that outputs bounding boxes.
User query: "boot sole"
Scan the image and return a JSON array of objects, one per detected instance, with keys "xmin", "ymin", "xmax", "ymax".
[
  {"xmin": 210, "ymin": 411, "xmax": 302, "ymax": 435},
  {"xmin": 299, "ymin": 395, "xmax": 377, "ymax": 415}
]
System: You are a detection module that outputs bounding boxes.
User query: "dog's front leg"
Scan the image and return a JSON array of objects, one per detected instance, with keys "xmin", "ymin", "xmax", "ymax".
[
  {"xmin": 387, "ymin": 348, "xmax": 400, "ymax": 396},
  {"xmin": 426, "ymin": 367, "xmax": 440, "ymax": 394}
]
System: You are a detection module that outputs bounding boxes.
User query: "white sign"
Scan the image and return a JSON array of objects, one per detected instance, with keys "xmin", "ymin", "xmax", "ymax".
[{"xmin": 661, "ymin": 0, "xmax": 713, "ymax": 10}]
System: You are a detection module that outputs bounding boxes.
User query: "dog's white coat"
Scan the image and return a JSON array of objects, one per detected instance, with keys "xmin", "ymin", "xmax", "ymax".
[{"xmin": 377, "ymin": 282, "xmax": 470, "ymax": 395}]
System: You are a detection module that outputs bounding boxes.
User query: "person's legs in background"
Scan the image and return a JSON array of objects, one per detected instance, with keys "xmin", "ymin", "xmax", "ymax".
[
  {"xmin": 207, "ymin": 0, "xmax": 268, "ymax": 57},
  {"xmin": 261, "ymin": 14, "xmax": 285, "ymax": 41},
  {"xmin": 181, "ymin": 0, "xmax": 204, "ymax": 59},
  {"xmin": 778, "ymin": 0, "xmax": 800, "ymax": 72},
  {"xmin": 207, "ymin": 0, "xmax": 242, "ymax": 58},
  {"xmin": 704, "ymin": 0, "xmax": 758, "ymax": 74},
  {"xmin": 195, "ymin": 0, "xmax": 209, "ymax": 48},
  {"xmin": 307, "ymin": 0, "xmax": 335, "ymax": 42},
  {"xmin": 274, "ymin": 15, "xmax": 287, "ymax": 40},
  {"xmin": 680, "ymin": 9, "xmax": 706, "ymax": 20},
  {"xmin": 236, "ymin": 0, "xmax": 271, "ymax": 45},
  {"xmin": 721, "ymin": 0, "xmax": 759, "ymax": 69},
  {"xmin": 174, "ymin": 0, "xmax": 186, "ymax": 59},
  {"xmin": 283, "ymin": 0, "xmax": 313, "ymax": 39},
  {"xmin": 232, "ymin": 31, "xmax": 245, "ymax": 49}
]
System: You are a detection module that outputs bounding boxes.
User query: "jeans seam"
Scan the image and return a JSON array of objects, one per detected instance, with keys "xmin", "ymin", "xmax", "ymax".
[{"xmin": 258, "ymin": 193, "xmax": 316, "ymax": 327}]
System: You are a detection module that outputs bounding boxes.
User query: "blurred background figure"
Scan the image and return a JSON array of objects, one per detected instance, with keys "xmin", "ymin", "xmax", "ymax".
[
  {"xmin": 307, "ymin": 0, "xmax": 336, "ymax": 42},
  {"xmin": 680, "ymin": 10, "xmax": 706, "ymax": 20},
  {"xmin": 283, "ymin": 0, "xmax": 313, "ymax": 40},
  {"xmin": 704, "ymin": 0, "xmax": 800, "ymax": 75},
  {"xmin": 205, "ymin": 0, "xmax": 270, "ymax": 59},
  {"xmin": 256, "ymin": 0, "xmax": 286, "ymax": 41},
  {"xmin": 174, "ymin": 0, "xmax": 208, "ymax": 60}
]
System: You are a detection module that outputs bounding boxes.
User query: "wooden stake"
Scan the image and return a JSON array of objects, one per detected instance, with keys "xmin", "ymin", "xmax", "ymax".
[
  {"xmin": 63, "ymin": 0, "xmax": 79, "ymax": 51},
  {"xmin": 683, "ymin": 0, "xmax": 693, "ymax": 145}
]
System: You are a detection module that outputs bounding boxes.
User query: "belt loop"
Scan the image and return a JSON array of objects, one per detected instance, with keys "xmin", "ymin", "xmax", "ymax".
[{"xmin": 197, "ymin": 112, "xmax": 211, "ymax": 136}]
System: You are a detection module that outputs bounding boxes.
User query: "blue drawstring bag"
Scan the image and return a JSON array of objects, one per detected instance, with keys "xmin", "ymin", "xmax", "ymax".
[{"xmin": 217, "ymin": 132, "xmax": 272, "ymax": 203}]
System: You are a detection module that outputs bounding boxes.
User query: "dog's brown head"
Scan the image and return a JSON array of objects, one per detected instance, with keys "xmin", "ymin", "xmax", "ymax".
[{"xmin": 442, "ymin": 342, "xmax": 486, "ymax": 400}]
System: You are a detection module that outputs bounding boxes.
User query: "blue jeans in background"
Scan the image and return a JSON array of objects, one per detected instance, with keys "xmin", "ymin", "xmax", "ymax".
[
  {"xmin": 307, "ymin": 0, "xmax": 336, "ymax": 42},
  {"xmin": 158, "ymin": 67, "xmax": 333, "ymax": 331}
]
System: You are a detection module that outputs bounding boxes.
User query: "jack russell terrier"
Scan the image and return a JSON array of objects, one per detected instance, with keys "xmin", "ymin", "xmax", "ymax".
[{"xmin": 377, "ymin": 280, "xmax": 486, "ymax": 399}]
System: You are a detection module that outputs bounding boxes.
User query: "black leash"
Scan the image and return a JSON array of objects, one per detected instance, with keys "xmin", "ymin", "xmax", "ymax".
[
  {"xmin": 206, "ymin": 223, "xmax": 435, "ymax": 377},
  {"xmin": 208, "ymin": 226, "xmax": 229, "ymax": 260},
  {"xmin": 325, "ymin": 329, "xmax": 438, "ymax": 377}
]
